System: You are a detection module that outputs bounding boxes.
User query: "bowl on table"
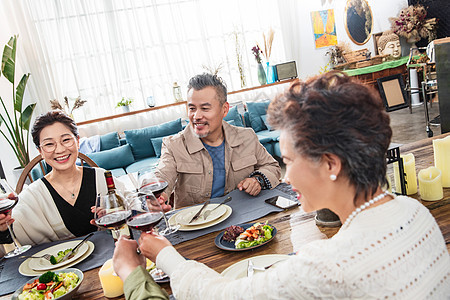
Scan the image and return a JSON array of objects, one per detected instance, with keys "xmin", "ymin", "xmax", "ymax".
[{"xmin": 11, "ymin": 268, "xmax": 84, "ymax": 300}]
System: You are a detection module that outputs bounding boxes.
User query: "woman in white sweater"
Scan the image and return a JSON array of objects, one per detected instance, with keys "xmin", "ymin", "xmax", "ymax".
[
  {"xmin": 0, "ymin": 111, "xmax": 109, "ymax": 250},
  {"xmin": 114, "ymin": 72, "xmax": 450, "ymax": 299}
]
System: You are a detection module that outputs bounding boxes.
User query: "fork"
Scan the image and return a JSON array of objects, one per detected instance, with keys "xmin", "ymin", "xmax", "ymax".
[
  {"xmin": 18, "ymin": 253, "xmax": 52, "ymax": 261},
  {"xmin": 203, "ymin": 196, "xmax": 232, "ymax": 220}
]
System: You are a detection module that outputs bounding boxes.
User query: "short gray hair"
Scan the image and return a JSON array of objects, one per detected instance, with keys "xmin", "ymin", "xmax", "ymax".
[{"xmin": 187, "ymin": 73, "xmax": 227, "ymax": 105}]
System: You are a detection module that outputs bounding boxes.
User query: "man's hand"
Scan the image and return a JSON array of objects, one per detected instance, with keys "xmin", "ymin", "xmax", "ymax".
[
  {"xmin": 157, "ymin": 192, "xmax": 172, "ymax": 212},
  {"xmin": 0, "ymin": 213, "xmax": 13, "ymax": 232},
  {"xmin": 138, "ymin": 231, "xmax": 172, "ymax": 262},
  {"xmin": 237, "ymin": 177, "xmax": 262, "ymax": 196},
  {"xmin": 112, "ymin": 236, "xmax": 146, "ymax": 282}
]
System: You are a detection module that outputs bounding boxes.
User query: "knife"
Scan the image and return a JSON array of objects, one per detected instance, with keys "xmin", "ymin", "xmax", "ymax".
[
  {"xmin": 188, "ymin": 200, "xmax": 210, "ymax": 224},
  {"xmin": 57, "ymin": 232, "xmax": 94, "ymax": 263},
  {"xmin": 247, "ymin": 259, "xmax": 254, "ymax": 277}
]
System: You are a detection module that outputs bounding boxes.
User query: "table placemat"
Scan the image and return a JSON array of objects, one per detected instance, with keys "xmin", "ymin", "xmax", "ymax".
[
  {"xmin": 0, "ymin": 230, "xmax": 115, "ymax": 296},
  {"xmin": 159, "ymin": 185, "xmax": 296, "ymax": 246}
]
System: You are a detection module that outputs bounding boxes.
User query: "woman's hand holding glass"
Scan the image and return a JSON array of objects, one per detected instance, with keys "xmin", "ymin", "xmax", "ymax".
[{"xmin": 94, "ymin": 190, "xmax": 131, "ymax": 240}]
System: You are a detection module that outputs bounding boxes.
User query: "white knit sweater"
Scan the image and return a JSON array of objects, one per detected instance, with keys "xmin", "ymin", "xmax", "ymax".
[{"xmin": 157, "ymin": 196, "xmax": 450, "ymax": 299}]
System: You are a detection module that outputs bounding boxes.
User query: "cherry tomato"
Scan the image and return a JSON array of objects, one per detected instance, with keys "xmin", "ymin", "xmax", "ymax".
[{"xmin": 36, "ymin": 283, "xmax": 47, "ymax": 291}]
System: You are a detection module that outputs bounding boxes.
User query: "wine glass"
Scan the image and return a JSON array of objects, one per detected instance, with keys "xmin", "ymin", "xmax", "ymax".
[
  {"xmin": 0, "ymin": 179, "xmax": 31, "ymax": 258},
  {"xmin": 126, "ymin": 193, "xmax": 164, "ymax": 233},
  {"xmin": 94, "ymin": 190, "xmax": 131, "ymax": 240},
  {"xmin": 137, "ymin": 171, "xmax": 179, "ymax": 235},
  {"xmin": 138, "ymin": 169, "xmax": 168, "ymax": 198}
]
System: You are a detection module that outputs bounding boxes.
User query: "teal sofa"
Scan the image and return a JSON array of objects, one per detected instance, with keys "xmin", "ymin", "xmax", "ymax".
[{"xmin": 30, "ymin": 102, "xmax": 280, "ymax": 180}]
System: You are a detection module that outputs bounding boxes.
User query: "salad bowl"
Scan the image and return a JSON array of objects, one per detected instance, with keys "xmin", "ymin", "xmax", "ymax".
[{"xmin": 11, "ymin": 268, "xmax": 84, "ymax": 300}]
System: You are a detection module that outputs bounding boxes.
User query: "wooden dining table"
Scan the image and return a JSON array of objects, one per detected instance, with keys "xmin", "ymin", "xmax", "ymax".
[{"xmin": 1, "ymin": 133, "xmax": 449, "ymax": 299}]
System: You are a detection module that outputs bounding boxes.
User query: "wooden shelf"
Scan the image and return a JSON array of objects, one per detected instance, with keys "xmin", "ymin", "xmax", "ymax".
[
  {"xmin": 77, "ymin": 101, "xmax": 187, "ymax": 126},
  {"xmin": 228, "ymin": 79, "xmax": 296, "ymax": 95}
]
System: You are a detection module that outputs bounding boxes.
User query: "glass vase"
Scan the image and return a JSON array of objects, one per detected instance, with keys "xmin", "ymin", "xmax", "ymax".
[
  {"xmin": 257, "ymin": 63, "xmax": 267, "ymax": 85},
  {"xmin": 266, "ymin": 62, "xmax": 275, "ymax": 84}
]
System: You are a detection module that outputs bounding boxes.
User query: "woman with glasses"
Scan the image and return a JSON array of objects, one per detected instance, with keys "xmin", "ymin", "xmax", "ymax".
[{"xmin": 0, "ymin": 110, "xmax": 110, "ymax": 246}]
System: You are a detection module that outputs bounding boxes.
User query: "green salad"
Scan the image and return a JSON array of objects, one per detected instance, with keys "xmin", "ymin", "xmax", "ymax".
[
  {"xmin": 18, "ymin": 271, "xmax": 79, "ymax": 300},
  {"xmin": 49, "ymin": 248, "xmax": 72, "ymax": 265},
  {"xmin": 234, "ymin": 222, "xmax": 273, "ymax": 249}
]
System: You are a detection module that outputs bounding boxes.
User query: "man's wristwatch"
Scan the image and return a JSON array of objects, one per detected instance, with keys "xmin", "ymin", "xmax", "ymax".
[{"xmin": 253, "ymin": 175, "xmax": 265, "ymax": 188}]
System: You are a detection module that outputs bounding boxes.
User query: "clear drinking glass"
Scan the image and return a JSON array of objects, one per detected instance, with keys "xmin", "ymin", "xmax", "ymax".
[
  {"xmin": 137, "ymin": 171, "xmax": 179, "ymax": 235},
  {"xmin": 0, "ymin": 179, "xmax": 31, "ymax": 258},
  {"xmin": 94, "ymin": 191, "xmax": 131, "ymax": 239},
  {"xmin": 126, "ymin": 192, "xmax": 163, "ymax": 233}
]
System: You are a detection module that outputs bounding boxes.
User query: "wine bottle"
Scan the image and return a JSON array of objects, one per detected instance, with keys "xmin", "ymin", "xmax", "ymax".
[{"xmin": 103, "ymin": 171, "xmax": 132, "ymax": 240}]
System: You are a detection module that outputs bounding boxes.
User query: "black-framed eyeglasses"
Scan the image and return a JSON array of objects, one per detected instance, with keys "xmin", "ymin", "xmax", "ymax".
[{"xmin": 39, "ymin": 134, "xmax": 76, "ymax": 153}]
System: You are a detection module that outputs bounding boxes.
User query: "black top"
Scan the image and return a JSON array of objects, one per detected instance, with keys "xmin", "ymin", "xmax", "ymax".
[
  {"xmin": 0, "ymin": 167, "xmax": 98, "ymax": 244},
  {"xmin": 41, "ymin": 167, "xmax": 98, "ymax": 237}
]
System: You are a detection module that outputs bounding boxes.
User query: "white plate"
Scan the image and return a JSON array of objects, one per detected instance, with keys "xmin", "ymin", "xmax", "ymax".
[
  {"xmin": 169, "ymin": 205, "xmax": 232, "ymax": 231},
  {"xmin": 19, "ymin": 241, "xmax": 95, "ymax": 276},
  {"xmin": 28, "ymin": 240, "xmax": 90, "ymax": 271},
  {"xmin": 221, "ymin": 254, "xmax": 289, "ymax": 279},
  {"xmin": 175, "ymin": 203, "xmax": 228, "ymax": 226}
]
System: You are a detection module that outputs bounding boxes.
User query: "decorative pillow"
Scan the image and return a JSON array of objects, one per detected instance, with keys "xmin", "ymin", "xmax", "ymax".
[
  {"xmin": 87, "ymin": 144, "xmax": 135, "ymax": 170},
  {"xmin": 260, "ymin": 115, "xmax": 273, "ymax": 131},
  {"xmin": 246, "ymin": 101, "xmax": 270, "ymax": 132},
  {"xmin": 224, "ymin": 106, "xmax": 244, "ymax": 127},
  {"xmin": 150, "ymin": 136, "xmax": 171, "ymax": 158},
  {"xmin": 125, "ymin": 118, "xmax": 182, "ymax": 159},
  {"xmin": 99, "ymin": 132, "xmax": 120, "ymax": 151}
]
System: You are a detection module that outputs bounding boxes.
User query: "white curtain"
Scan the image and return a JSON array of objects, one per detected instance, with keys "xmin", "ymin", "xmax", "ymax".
[{"xmin": 2, "ymin": 0, "xmax": 285, "ymax": 122}]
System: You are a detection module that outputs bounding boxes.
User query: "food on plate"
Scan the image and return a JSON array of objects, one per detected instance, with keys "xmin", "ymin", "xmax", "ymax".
[
  {"xmin": 235, "ymin": 222, "xmax": 273, "ymax": 249},
  {"xmin": 222, "ymin": 225, "xmax": 245, "ymax": 242},
  {"xmin": 19, "ymin": 271, "xmax": 79, "ymax": 299},
  {"xmin": 49, "ymin": 248, "xmax": 73, "ymax": 265},
  {"xmin": 146, "ymin": 258, "xmax": 156, "ymax": 272}
]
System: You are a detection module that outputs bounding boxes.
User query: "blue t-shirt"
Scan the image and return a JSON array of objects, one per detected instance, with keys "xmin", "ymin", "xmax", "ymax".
[{"xmin": 203, "ymin": 141, "xmax": 226, "ymax": 198}]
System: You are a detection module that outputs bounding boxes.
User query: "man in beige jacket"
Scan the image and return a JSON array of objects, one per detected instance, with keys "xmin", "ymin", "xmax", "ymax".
[{"xmin": 156, "ymin": 73, "xmax": 281, "ymax": 209}]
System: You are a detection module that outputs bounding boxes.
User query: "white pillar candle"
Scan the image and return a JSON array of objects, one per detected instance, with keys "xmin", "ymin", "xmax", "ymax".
[
  {"xmin": 98, "ymin": 258, "xmax": 124, "ymax": 298},
  {"xmin": 418, "ymin": 167, "xmax": 443, "ymax": 201},
  {"xmin": 433, "ymin": 135, "xmax": 450, "ymax": 187},
  {"xmin": 393, "ymin": 153, "xmax": 418, "ymax": 195}
]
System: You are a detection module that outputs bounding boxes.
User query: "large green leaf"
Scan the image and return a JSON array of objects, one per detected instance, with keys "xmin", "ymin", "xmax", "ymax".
[
  {"xmin": 1, "ymin": 36, "xmax": 16, "ymax": 84},
  {"xmin": 15, "ymin": 73, "xmax": 29, "ymax": 112},
  {"xmin": 20, "ymin": 103, "xmax": 36, "ymax": 131}
]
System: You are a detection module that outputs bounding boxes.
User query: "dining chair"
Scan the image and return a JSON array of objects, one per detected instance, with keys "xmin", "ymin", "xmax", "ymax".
[{"xmin": 15, "ymin": 153, "xmax": 98, "ymax": 193}]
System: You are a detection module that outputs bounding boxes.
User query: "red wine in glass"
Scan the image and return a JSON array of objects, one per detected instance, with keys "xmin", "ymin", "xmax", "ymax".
[
  {"xmin": 95, "ymin": 210, "xmax": 131, "ymax": 229},
  {"xmin": 127, "ymin": 211, "xmax": 163, "ymax": 231},
  {"xmin": 0, "ymin": 179, "xmax": 32, "ymax": 258},
  {"xmin": 141, "ymin": 181, "xmax": 168, "ymax": 198}
]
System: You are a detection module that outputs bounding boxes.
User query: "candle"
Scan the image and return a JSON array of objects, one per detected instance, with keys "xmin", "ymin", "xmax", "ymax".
[
  {"xmin": 433, "ymin": 135, "xmax": 450, "ymax": 187},
  {"xmin": 98, "ymin": 258, "xmax": 124, "ymax": 298},
  {"xmin": 418, "ymin": 167, "xmax": 443, "ymax": 201},
  {"xmin": 393, "ymin": 153, "xmax": 417, "ymax": 195}
]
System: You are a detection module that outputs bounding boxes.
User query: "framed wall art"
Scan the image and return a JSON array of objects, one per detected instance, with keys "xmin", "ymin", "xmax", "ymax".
[{"xmin": 377, "ymin": 74, "xmax": 409, "ymax": 112}]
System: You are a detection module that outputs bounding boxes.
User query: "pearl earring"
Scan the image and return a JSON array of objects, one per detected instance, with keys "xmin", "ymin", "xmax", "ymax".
[{"xmin": 330, "ymin": 174, "xmax": 337, "ymax": 181}]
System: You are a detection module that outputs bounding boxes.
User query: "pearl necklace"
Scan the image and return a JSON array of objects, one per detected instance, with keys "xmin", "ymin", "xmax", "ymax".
[{"xmin": 342, "ymin": 191, "xmax": 388, "ymax": 229}]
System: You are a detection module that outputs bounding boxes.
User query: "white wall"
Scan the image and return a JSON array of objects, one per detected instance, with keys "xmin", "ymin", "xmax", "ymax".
[{"xmin": 279, "ymin": 0, "xmax": 408, "ymax": 79}]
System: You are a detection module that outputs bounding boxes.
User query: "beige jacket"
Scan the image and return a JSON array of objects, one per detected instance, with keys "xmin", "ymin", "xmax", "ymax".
[{"xmin": 155, "ymin": 121, "xmax": 281, "ymax": 208}]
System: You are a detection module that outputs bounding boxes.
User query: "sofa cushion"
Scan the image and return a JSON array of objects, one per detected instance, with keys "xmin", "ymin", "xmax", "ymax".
[
  {"xmin": 260, "ymin": 115, "xmax": 273, "ymax": 131},
  {"xmin": 125, "ymin": 118, "xmax": 182, "ymax": 160},
  {"xmin": 125, "ymin": 156, "xmax": 160, "ymax": 174},
  {"xmin": 100, "ymin": 132, "xmax": 120, "ymax": 151},
  {"xmin": 150, "ymin": 136, "xmax": 172, "ymax": 158},
  {"xmin": 257, "ymin": 129, "xmax": 280, "ymax": 141},
  {"xmin": 224, "ymin": 106, "xmax": 244, "ymax": 127},
  {"xmin": 110, "ymin": 168, "xmax": 127, "ymax": 177},
  {"xmin": 246, "ymin": 101, "xmax": 270, "ymax": 132},
  {"xmin": 87, "ymin": 144, "xmax": 135, "ymax": 170}
]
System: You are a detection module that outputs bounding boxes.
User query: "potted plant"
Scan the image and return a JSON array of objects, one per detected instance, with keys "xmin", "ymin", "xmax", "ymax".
[
  {"xmin": 0, "ymin": 35, "xmax": 36, "ymax": 169},
  {"xmin": 116, "ymin": 97, "xmax": 133, "ymax": 113}
]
